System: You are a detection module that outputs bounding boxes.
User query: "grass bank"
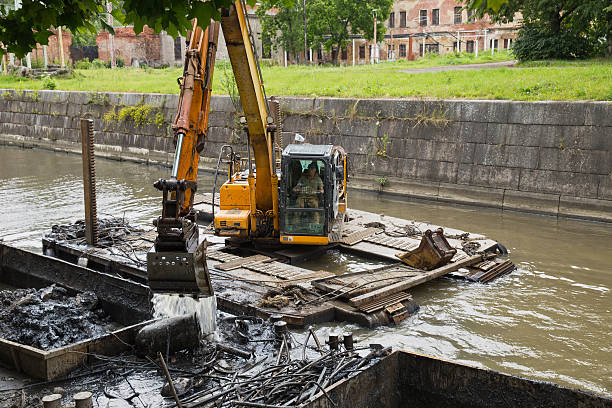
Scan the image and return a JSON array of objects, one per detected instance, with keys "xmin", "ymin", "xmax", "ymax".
[{"xmin": 1, "ymin": 52, "xmax": 611, "ymax": 101}]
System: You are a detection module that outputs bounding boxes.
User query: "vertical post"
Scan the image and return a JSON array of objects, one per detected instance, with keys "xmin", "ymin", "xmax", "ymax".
[
  {"xmin": 491, "ymin": 37, "xmax": 495, "ymax": 55},
  {"xmin": 284, "ymin": 50, "xmax": 288, "ymax": 67},
  {"xmin": 57, "ymin": 27, "xmax": 65, "ymax": 68},
  {"xmin": 303, "ymin": 0, "xmax": 307, "ymax": 65},
  {"xmin": 309, "ymin": 48, "xmax": 312, "ymax": 63},
  {"xmin": 484, "ymin": 29, "xmax": 488, "ymax": 50},
  {"xmin": 422, "ymin": 36, "xmax": 425, "ymax": 56},
  {"xmin": 408, "ymin": 35, "xmax": 413, "ymax": 60},
  {"xmin": 43, "ymin": 45, "xmax": 48, "ymax": 68},
  {"xmin": 1, "ymin": 54, "xmax": 6, "ymax": 75},
  {"xmin": 26, "ymin": 53, "xmax": 31, "ymax": 69},
  {"xmin": 80, "ymin": 119, "xmax": 98, "ymax": 246},
  {"xmin": 107, "ymin": 2, "xmax": 115, "ymax": 68},
  {"xmin": 475, "ymin": 37, "xmax": 479, "ymax": 57},
  {"xmin": 457, "ymin": 31, "xmax": 460, "ymax": 53},
  {"xmin": 352, "ymin": 38, "xmax": 355, "ymax": 66},
  {"xmin": 372, "ymin": 15, "xmax": 377, "ymax": 64}
]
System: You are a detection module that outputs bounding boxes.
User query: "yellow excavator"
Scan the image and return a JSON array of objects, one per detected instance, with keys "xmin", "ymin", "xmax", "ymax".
[{"xmin": 148, "ymin": 1, "xmax": 348, "ymax": 296}]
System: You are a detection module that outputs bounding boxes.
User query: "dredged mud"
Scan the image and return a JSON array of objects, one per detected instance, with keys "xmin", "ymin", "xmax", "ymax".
[{"xmin": 0, "ymin": 285, "xmax": 117, "ymax": 350}]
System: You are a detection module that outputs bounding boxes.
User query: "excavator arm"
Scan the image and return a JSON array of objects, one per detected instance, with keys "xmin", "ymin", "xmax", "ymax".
[{"xmin": 147, "ymin": 19, "xmax": 219, "ymax": 296}]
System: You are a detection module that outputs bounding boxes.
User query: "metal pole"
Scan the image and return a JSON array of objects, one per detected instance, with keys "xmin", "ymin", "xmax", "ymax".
[
  {"xmin": 422, "ymin": 36, "xmax": 425, "ymax": 56},
  {"xmin": 26, "ymin": 53, "xmax": 31, "ymax": 68},
  {"xmin": 352, "ymin": 38, "xmax": 355, "ymax": 66},
  {"xmin": 1, "ymin": 54, "xmax": 5, "ymax": 75},
  {"xmin": 372, "ymin": 15, "xmax": 376, "ymax": 64},
  {"xmin": 57, "ymin": 26, "xmax": 65, "ymax": 68},
  {"xmin": 475, "ymin": 37, "xmax": 479, "ymax": 57},
  {"xmin": 484, "ymin": 29, "xmax": 488, "ymax": 50},
  {"xmin": 171, "ymin": 133, "xmax": 184, "ymax": 179},
  {"xmin": 457, "ymin": 31, "xmax": 460, "ymax": 53},
  {"xmin": 43, "ymin": 45, "xmax": 48, "ymax": 68},
  {"xmin": 80, "ymin": 119, "xmax": 98, "ymax": 246}
]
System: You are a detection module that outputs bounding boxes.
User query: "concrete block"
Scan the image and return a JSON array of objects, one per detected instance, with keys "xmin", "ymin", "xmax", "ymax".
[
  {"xmin": 598, "ymin": 174, "xmax": 612, "ymax": 200},
  {"xmin": 473, "ymin": 143, "xmax": 504, "ymax": 166},
  {"xmin": 403, "ymin": 139, "xmax": 435, "ymax": 160},
  {"xmin": 337, "ymin": 118, "xmax": 378, "ymax": 138},
  {"xmin": 355, "ymin": 99, "xmax": 394, "ymax": 118},
  {"xmin": 508, "ymin": 101, "xmax": 586, "ymax": 126},
  {"xmin": 503, "ymin": 190, "xmax": 560, "ymax": 215},
  {"xmin": 456, "ymin": 163, "xmax": 473, "ymax": 185},
  {"xmin": 560, "ymin": 125, "xmax": 612, "ymax": 151},
  {"xmin": 538, "ymin": 147, "xmax": 558, "ymax": 171},
  {"xmin": 207, "ymin": 111, "xmax": 235, "ymax": 128},
  {"xmin": 432, "ymin": 141, "xmax": 459, "ymax": 162},
  {"xmin": 438, "ymin": 183, "xmax": 504, "ymax": 208},
  {"xmin": 283, "ymin": 114, "xmax": 313, "ymax": 134},
  {"xmin": 122, "ymin": 93, "xmax": 144, "ymax": 106},
  {"xmin": 505, "ymin": 145, "xmax": 539, "ymax": 169},
  {"xmin": 313, "ymin": 98, "xmax": 356, "ymax": 117},
  {"xmin": 459, "ymin": 100, "xmax": 509, "ymax": 123},
  {"xmin": 584, "ymin": 102, "xmax": 612, "ymax": 127},
  {"xmin": 471, "ymin": 165, "xmax": 520, "ymax": 189},
  {"xmin": 396, "ymin": 158, "xmax": 418, "ymax": 178},
  {"xmin": 558, "ymin": 195, "xmax": 612, "ymax": 222},
  {"xmin": 458, "ymin": 142, "xmax": 475, "ymax": 164},
  {"xmin": 378, "ymin": 118, "xmax": 410, "ymax": 140},
  {"xmin": 415, "ymin": 160, "xmax": 457, "ymax": 183},
  {"xmin": 163, "ymin": 94, "xmax": 179, "ymax": 110},
  {"xmin": 67, "ymin": 91, "xmax": 91, "ymax": 105},
  {"xmin": 280, "ymin": 96, "xmax": 315, "ymax": 114},
  {"xmin": 519, "ymin": 169, "xmax": 599, "ymax": 198},
  {"xmin": 308, "ymin": 116, "xmax": 338, "ymax": 136},
  {"xmin": 458, "ymin": 122, "xmax": 487, "ymax": 143},
  {"xmin": 210, "ymin": 95, "xmax": 238, "ymax": 112},
  {"xmin": 142, "ymin": 93, "xmax": 167, "ymax": 108},
  {"xmin": 557, "ymin": 149, "xmax": 610, "ymax": 175},
  {"xmin": 66, "ymin": 103, "xmax": 82, "ymax": 118}
]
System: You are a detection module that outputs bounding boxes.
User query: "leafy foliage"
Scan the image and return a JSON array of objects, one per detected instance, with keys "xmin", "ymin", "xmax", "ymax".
[
  {"xmin": 257, "ymin": 0, "xmax": 393, "ymax": 64},
  {"xmin": 0, "ymin": 0, "xmax": 281, "ymax": 58},
  {"xmin": 466, "ymin": 0, "xmax": 612, "ymax": 60}
]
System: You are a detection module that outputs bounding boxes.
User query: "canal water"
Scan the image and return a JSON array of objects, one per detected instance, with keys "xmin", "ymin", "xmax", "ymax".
[{"xmin": 0, "ymin": 146, "xmax": 610, "ymax": 397}]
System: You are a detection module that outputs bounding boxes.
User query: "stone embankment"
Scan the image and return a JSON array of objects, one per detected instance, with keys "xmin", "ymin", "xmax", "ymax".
[{"xmin": 0, "ymin": 89, "xmax": 610, "ymax": 222}]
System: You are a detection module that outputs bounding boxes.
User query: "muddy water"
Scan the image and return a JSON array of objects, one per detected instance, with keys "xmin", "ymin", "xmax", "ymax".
[{"xmin": 1, "ymin": 146, "xmax": 610, "ymax": 397}]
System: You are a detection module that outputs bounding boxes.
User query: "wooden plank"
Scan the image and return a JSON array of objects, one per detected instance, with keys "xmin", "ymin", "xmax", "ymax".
[
  {"xmin": 215, "ymin": 254, "xmax": 270, "ymax": 271},
  {"xmin": 342, "ymin": 228, "xmax": 382, "ymax": 245},
  {"xmin": 358, "ymin": 291, "xmax": 412, "ymax": 313},
  {"xmin": 349, "ymin": 255, "xmax": 483, "ymax": 307}
]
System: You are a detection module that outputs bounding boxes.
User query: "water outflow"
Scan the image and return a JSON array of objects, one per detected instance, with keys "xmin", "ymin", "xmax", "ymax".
[{"xmin": 152, "ymin": 294, "xmax": 217, "ymax": 340}]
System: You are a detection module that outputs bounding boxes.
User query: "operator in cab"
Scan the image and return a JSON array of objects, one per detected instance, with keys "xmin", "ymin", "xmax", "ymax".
[{"xmin": 292, "ymin": 162, "xmax": 323, "ymax": 223}]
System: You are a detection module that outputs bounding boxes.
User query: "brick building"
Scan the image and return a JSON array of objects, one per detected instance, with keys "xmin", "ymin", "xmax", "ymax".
[{"xmin": 97, "ymin": 26, "xmax": 184, "ymax": 67}]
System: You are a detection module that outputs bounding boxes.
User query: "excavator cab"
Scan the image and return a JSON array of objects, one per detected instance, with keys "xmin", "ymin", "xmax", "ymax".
[{"xmin": 279, "ymin": 144, "xmax": 347, "ymax": 245}]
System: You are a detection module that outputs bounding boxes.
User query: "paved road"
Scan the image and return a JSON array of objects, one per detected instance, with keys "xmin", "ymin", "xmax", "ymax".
[{"xmin": 401, "ymin": 60, "xmax": 517, "ymax": 74}]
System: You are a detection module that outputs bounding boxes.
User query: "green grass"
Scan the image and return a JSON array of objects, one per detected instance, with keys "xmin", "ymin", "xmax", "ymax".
[{"xmin": 1, "ymin": 52, "xmax": 611, "ymax": 101}]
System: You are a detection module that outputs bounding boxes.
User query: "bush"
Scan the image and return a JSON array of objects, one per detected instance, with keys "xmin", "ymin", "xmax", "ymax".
[
  {"xmin": 91, "ymin": 59, "xmax": 106, "ymax": 69},
  {"xmin": 116, "ymin": 57, "xmax": 125, "ymax": 68},
  {"xmin": 513, "ymin": 24, "xmax": 598, "ymax": 61},
  {"xmin": 42, "ymin": 76, "xmax": 57, "ymax": 90},
  {"xmin": 74, "ymin": 59, "xmax": 90, "ymax": 69}
]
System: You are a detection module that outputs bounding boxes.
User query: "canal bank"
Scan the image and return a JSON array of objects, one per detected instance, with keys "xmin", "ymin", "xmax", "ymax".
[
  {"xmin": 0, "ymin": 89, "xmax": 610, "ymax": 222},
  {"xmin": 0, "ymin": 146, "xmax": 611, "ymax": 397}
]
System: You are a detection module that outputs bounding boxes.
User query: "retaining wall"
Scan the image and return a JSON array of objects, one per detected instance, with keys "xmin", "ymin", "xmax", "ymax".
[{"xmin": 0, "ymin": 89, "xmax": 610, "ymax": 222}]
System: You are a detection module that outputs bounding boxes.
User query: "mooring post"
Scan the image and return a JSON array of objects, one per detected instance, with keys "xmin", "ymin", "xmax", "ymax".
[
  {"xmin": 80, "ymin": 119, "xmax": 98, "ymax": 246},
  {"xmin": 42, "ymin": 394, "xmax": 62, "ymax": 408},
  {"xmin": 73, "ymin": 391, "xmax": 93, "ymax": 408}
]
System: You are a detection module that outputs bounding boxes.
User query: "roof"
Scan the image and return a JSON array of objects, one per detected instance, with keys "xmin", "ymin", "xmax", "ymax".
[{"xmin": 282, "ymin": 144, "xmax": 333, "ymax": 157}]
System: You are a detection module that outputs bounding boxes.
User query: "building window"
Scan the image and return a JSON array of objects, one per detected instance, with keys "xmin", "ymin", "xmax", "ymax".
[
  {"xmin": 426, "ymin": 44, "xmax": 439, "ymax": 54},
  {"xmin": 359, "ymin": 45, "xmax": 365, "ymax": 59},
  {"xmin": 399, "ymin": 11, "xmax": 406, "ymax": 28},
  {"xmin": 491, "ymin": 39, "xmax": 499, "ymax": 49},
  {"xmin": 419, "ymin": 10, "xmax": 427, "ymax": 26},
  {"xmin": 503, "ymin": 38, "xmax": 509, "ymax": 49},
  {"xmin": 454, "ymin": 7, "xmax": 462, "ymax": 24},
  {"xmin": 399, "ymin": 44, "xmax": 406, "ymax": 58},
  {"xmin": 341, "ymin": 47, "xmax": 347, "ymax": 60},
  {"xmin": 317, "ymin": 48, "xmax": 323, "ymax": 60},
  {"xmin": 388, "ymin": 12, "xmax": 395, "ymax": 28},
  {"xmin": 432, "ymin": 9, "xmax": 439, "ymax": 25},
  {"xmin": 466, "ymin": 40, "xmax": 474, "ymax": 53},
  {"xmin": 387, "ymin": 44, "xmax": 393, "ymax": 58}
]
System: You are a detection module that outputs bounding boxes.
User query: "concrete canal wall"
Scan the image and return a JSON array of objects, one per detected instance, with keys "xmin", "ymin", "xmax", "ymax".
[{"xmin": 0, "ymin": 89, "xmax": 610, "ymax": 222}]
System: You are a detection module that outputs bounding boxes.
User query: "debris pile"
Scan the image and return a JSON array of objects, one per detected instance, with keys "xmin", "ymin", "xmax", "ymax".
[
  {"xmin": 0, "ymin": 285, "xmax": 115, "ymax": 350},
  {"xmin": 47, "ymin": 218, "xmax": 145, "ymax": 248}
]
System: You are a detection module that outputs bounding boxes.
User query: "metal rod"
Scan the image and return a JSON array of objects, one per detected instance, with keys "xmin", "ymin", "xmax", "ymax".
[
  {"xmin": 171, "ymin": 132, "xmax": 185, "ymax": 179},
  {"xmin": 158, "ymin": 352, "xmax": 183, "ymax": 408},
  {"xmin": 80, "ymin": 119, "xmax": 98, "ymax": 246}
]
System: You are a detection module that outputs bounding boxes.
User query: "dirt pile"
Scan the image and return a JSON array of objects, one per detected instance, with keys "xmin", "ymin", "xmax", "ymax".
[{"xmin": 0, "ymin": 285, "xmax": 115, "ymax": 350}]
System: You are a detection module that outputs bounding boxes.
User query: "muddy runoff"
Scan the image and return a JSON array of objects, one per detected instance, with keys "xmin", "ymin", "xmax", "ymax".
[{"xmin": 1, "ymin": 146, "xmax": 611, "ymax": 397}]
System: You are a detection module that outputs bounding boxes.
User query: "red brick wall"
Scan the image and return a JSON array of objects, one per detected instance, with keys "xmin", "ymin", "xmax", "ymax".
[
  {"xmin": 97, "ymin": 26, "xmax": 162, "ymax": 66},
  {"xmin": 29, "ymin": 29, "xmax": 72, "ymax": 66}
]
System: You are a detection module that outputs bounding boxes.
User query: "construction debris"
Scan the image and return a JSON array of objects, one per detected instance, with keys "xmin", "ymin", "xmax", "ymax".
[
  {"xmin": 0, "ymin": 285, "xmax": 115, "ymax": 350},
  {"xmin": 135, "ymin": 314, "xmax": 201, "ymax": 356}
]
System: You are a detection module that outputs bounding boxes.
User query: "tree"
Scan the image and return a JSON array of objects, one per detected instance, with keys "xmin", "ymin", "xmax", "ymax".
[
  {"xmin": 256, "ymin": 0, "xmax": 305, "ymax": 62},
  {"xmin": 466, "ymin": 0, "xmax": 611, "ymax": 60},
  {"xmin": 0, "ymin": 0, "xmax": 285, "ymax": 58},
  {"xmin": 258, "ymin": 0, "xmax": 393, "ymax": 65}
]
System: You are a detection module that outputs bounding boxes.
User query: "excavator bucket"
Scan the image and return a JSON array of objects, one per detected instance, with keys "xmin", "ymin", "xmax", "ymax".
[
  {"xmin": 396, "ymin": 228, "xmax": 456, "ymax": 271},
  {"xmin": 147, "ymin": 240, "xmax": 213, "ymax": 296}
]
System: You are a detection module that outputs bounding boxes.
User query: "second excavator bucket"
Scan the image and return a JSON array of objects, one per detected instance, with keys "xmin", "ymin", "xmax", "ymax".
[
  {"xmin": 147, "ymin": 240, "xmax": 213, "ymax": 297},
  {"xmin": 396, "ymin": 228, "xmax": 456, "ymax": 270}
]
